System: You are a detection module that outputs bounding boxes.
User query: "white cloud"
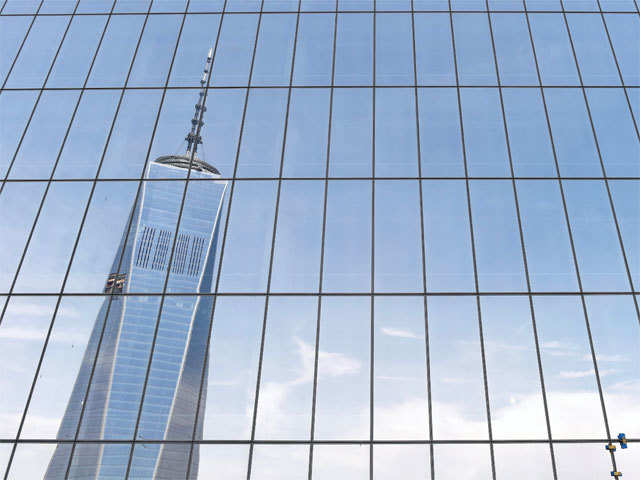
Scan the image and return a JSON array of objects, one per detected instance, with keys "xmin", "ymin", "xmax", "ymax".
[
  {"xmin": 380, "ymin": 327, "xmax": 424, "ymax": 340},
  {"xmin": 559, "ymin": 368, "xmax": 617, "ymax": 379}
]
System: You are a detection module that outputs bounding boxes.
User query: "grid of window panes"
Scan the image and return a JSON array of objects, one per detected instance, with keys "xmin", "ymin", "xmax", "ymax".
[{"xmin": 0, "ymin": 0, "xmax": 639, "ymax": 478}]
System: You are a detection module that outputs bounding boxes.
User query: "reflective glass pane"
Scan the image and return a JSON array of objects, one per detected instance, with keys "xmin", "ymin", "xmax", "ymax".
[
  {"xmin": 293, "ymin": 13, "xmax": 335, "ymax": 86},
  {"xmin": 312, "ymin": 445, "xmax": 368, "ymax": 480},
  {"xmin": 603, "ymin": 13, "xmax": 640, "ymax": 86},
  {"xmin": 5, "ymin": 443, "xmax": 56, "ymax": 480},
  {"xmin": 251, "ymin": 14, "xmax": 297, "ymax": 86},
  {"xmin": 610, "ymin": 180, "xmax": 640, "ymax": 290},
  {"xmin": 433, "ymin": 444, "xmax": 492, "ymax": 479},
  {"xmin": 491, "ymin": 13, "xmax": 538, "ymax": 86},
  {"xmin": 0, "ymin": 91, "xmax": 38, "ymax": 179},
  {"xmin": 452, "ymin": 13, "xmax": 498, "ymax": 86},
  {"xmin": 211, "ymin": 13, "xmax": 259, "ymax": 86},
  {"xmin": 0, "ymin": 16, "xmax": 31, "ymax": 86},
  {"xmin": 375, "ymin": 13, "xmax": 413, "ymax": 86},
  {"xmin": 250, "ymin": 445, "xmax": 309, "ymax": 480},
  {"xmin": 529, "ymin": 13, "xmax": 579, "ymax": 85},
  {"xmin": 373, "ymin": 445, "xmax": 429, "ymax": 479},
  {"xmin": 494, "ymin": 444, "xmax": 554, "ymax": 478},
  {"xmin": 335, "ymin": 13, "xmax": 373, "ymax": 86},
  {"xmin": 414, "ymin": 13, "xmax": 455, "ymax": 86}
]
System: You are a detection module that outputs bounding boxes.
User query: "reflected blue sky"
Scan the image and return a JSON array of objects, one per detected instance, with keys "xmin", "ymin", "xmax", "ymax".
[{"xmin": 0, "ymin": 2, "xmax": 639, "ymax": 479}]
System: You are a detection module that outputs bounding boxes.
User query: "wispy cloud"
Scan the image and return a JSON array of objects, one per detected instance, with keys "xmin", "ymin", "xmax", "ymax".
[
  {"xmin": 380, "ymin": 327, "xmax": 423, "ymax": 340},
  {"xmin": 559, "ymin": 368, "xmax": 617, "ymax": 379}
]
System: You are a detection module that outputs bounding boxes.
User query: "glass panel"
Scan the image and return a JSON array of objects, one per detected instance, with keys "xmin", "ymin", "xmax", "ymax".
[
  {"xmin": 494, "ymin": 444, "xmax": 554, "ymax": 478},
  {"xmin": 0, "ymin": 182, "xmax": 46, "ymax": 292},
  {"xmin": 534, "ymin": 295, "xmax": 606, "ymax": 438},
  {"xmin": 610, "ymin": 180, "xmax": 640, "ymax": 290},
  {"xmin": 236, "ymin": 89, "xmax": 288, "ymax": 178},
  {"xmin": 1, "ymin": 0, "xmax": 40, "ymax": 14},
  {"xmin": 429, "ymin": 296, "xmax": 488, "ymax": 440},
  {"xmin": 254, "ymin": 296, "xmax": 316, "ymax": 439},
  {"xmin": 553, "ymin": 443, "xmax": 611, "ymax": 478},
  {"xmin": 87, "ymin": 14, "xmax": 145, "ymax": 87},
  {"xmin": 373, "ymin": 445, "xmax": 429, "ymax": 479},
  {"xmin": 293, "ymin": 13, "xmax": 335, "ymax": 86},
  {"xmin": 250, "ymin": 445, "xmax": 309, "ymax": 480},
  {"xmin": 227, "ymin": 0, "xmax": 261, "ymax": 11},
  {"xmin": 452, "ymin": 13, "xmax": 497, "ymax": 86},
  {"xmin": 418, "ymin": 88, "xmax": 464, "ymax": 177},
  {"xmin": 564, "ymin": 180, "xmax": 629, "ymax": 292},
  {"xmin": 470, "ymin": 180, "xmax": 527, "ymax": 292},
  {"xmin": 0, "ymin": 91, "xmax": 38, "ymax": 179},
  {"xmin": 375, "ymin": 180, "xmax": 423, "ymax": 293},
  {"xmin": 202, "ymin": 296, "xmax": 264, "ymax": 439},
  {"xmin": 586, "ymin": 295, "xmax": 640, "ymax": 439},
  {"xmin": 270, "ymin": 180, "xmax": 324, "ymax": 293},
  {"xmin": 218, "ymin": 181, "xmax": 278, "ymax": 293},
  {"xmin": 603, "ymin": 13, "xmax": 639, "ymax": 86},
  {"xmin": 13, "ymin": 182, "xmax": 93, "ymax": 293},
  {"xmin": 314, "ymin": 296, "xmax": 369, "ymax": 440},
  {"xmin": 566, "ymin": 13, "xmax": 619, "ymax": 86},
  {"xmin": 586, "ymin": 88, "xmax": 640, "ymax": 177},
  {"xmin": 322, "ymin": 180, "xmax": 372, "ymax": 293},
  {"xmin": 168, "ymin": 14, "xmax": 222, "ymax": 87},
  {"xmin": 98, "ymin": 90, "xmax": 163, "ymax": 179},
  {"xmin": 188, "ymin": 0, "xmax": 225, "ymax": 12},
  {"xmin": 211, "ymin": 13, "xmax": 259, "ymax": 86},
  {"xmin": 433, "ymin": 444, "xmax": 492, "ymax": 479},
  {"xmin": 502, "ymin": 88, "xmax": 556, "ymax": 177},
  {"xmin": 8, "ymin": 90, "xmax": 80, "ymax": 180},
  {"xmin": 517, "ymin": 180, "xmax": 579, "ymax": 292},
  {"xmin": 0, "ymin": 296, "xmax": 56, "ymax": 437},
  {"xmin": 375, "ymin": 88, "xmax": 419, "ymax": 177},
  {"xmin": 375, "ymin": 13, "xmax": 413, "ymax": 86},
  {"xmin": 374, "ymin": 296, "xmax": 428, "ymax": 440},
  {"xmin": 198, "ymin": 444, "xmax": 248, "ymax": 479},
  {"xmin": 414, "ymin": 13, "xmax": 455, "ymax": 86},
  {"xmin": 460, "ymin": 88, "xmax": 510, "ymax": 177},
  {"xmin": 115, "ymin": 0, "xmax": 150, "ymax": 13},
  {"xmin": 491, "ymin": 13, "xmax": 538, "ymax": 86},
  {"xmin": 53, "ymin": 91, "xmax": 121, "ymax": 179},
  {"xmin": 128, "ymin": 14, "xmax": 182, "ymax": 87},
  {"xmin": 312, "ymin": 445, "xmax": 368, "ymax": 480},
  {"xmin": 4, "ymin": 443, "xmax": 56, "ymax": 480},
  {"xmin": 334, "ymin": 13, "xmax": 373, "ymax": 86},
  {"xmin": 528, "ymin": 13, "xmax": 579, "ymax": 86},
  {"xmin": 251, "ymin": 14, "xmax": 297, "ymax": 86},
  {"xmin": 544, "ymin": 88, "xmax": 601, "ymax": 177},
  {"xmin": 339, "ymin": 0, "xmax": 373, "ymax": 10},
  {"xmin": 329, "ymin": 87, "xmax": 372, "ymax": 177},
  {"xmin": 4, "ymin": 16, "xmax": 68, "ymax": 88},
  {"xmin": 481, "ymin": 296, "xmax": 548, "ymax": 439},
  {"xmin": 599, "ymin": 0, "xmax": 637, "ymax": 10},
  {"xmin": 301, "ymin": 0, "xmax": 335, "ymax": 11},
  {"xmin": 0, "ymin": 16, "xmax": 31, "ymax": 86},
  {"xmin": 283, "ymin": 88, "xmax": 330, "ymax": 177},
  {"xmin": 47, "ymin": 15, "xmax": 108, "ymax": 88},
  {"xmin": 422, "ymin": 180, "xmax": 475, "ymax": 292}
]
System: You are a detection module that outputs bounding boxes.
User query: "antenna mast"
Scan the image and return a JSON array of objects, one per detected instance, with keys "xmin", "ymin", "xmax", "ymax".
[{"xmin": 185, "ymin": 47, "xmax": 213, "ymax": 155}]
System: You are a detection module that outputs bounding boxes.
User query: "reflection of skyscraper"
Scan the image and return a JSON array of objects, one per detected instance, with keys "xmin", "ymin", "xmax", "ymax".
[{"xmin": 44, "ymin": 49, "xmax": 225, "ymax": 480}]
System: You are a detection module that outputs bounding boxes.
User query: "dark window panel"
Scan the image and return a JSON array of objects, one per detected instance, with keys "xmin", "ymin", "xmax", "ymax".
[
  {"xmin": 293, "ymin": 13, "xmax": 335, "ymax": 86},
  {"xmin": 422, "ymin": 180, "xmax": 475, "ymax": 292},
  {"xmin": 502, "ymin": 88, "xmax": 556, "ymax": 177},
  {"xmin": 251, "ymin": 13, "xmax": 297, "ymax": 87},
  {"xmin": 491, "ymin": 13, "xmax": 538, "ymax": 86},
  {"xmin": 375, "ymin": 88, "xmax": 419, "ymax": 177},
  {"xmin": 283, "ymin": 88, "xmax": 331, "ymax": 177},
  {"xmin": 452, "ymin": 13, "xmax": 498, "ymax": 86},
  {"xmin": 528, "ymin": 13, "xmax": 579, "ymax": 85},
  {"xmin": 470, "ymin": 180, "xmax": 527, "ymax": 292},
  {"xmin": 517, "ymin": 180, "xmax": 579, "ymax": 292},
  {"xmin": 566, "ymin": 13, "xmax": 620, "ymax": 86}
]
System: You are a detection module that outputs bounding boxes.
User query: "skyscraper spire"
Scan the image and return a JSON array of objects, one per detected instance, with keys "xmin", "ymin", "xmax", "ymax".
[{"xmin": 185, "ymin": 47, "xmax": 213, "ymax": 155}]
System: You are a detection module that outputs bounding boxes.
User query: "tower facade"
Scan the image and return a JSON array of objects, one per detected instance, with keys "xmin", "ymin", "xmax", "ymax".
[{"xmin": 43, "ymin": 48, "xmax": 225, "ymax": 480}]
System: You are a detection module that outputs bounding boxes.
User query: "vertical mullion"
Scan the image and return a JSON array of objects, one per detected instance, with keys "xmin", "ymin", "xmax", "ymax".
[
  {"xmin": 595, "ymin": 0, "xmax": 640, "ymax": 142},
  {"xmin": 447, "ymin": 3, "xmax": 497, "ymax": 479},
  {"xmin": 370, "ymin": 2, "xmax": 376, "ymax": 479},
  {"xmin": 484, "ymin": 2, "xmax": 558, "ymax": 478},
  {"xmin": 307, "ymin": 1, "xmax": 339, "ymax": 478},
  {"xmin": 523, "ymin": 0, "xmax": 617, "ymax": 474},
  {"xmin": 409, "ymin": 1, "xmax": 434, "ymax": 479},
  {"xmin": 245, "ymin": 1, "xmax": 302, "ymax": 478},
  {"xmin": 0, "ymin": 0, "xmax": 44, "ymax": 90}
]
